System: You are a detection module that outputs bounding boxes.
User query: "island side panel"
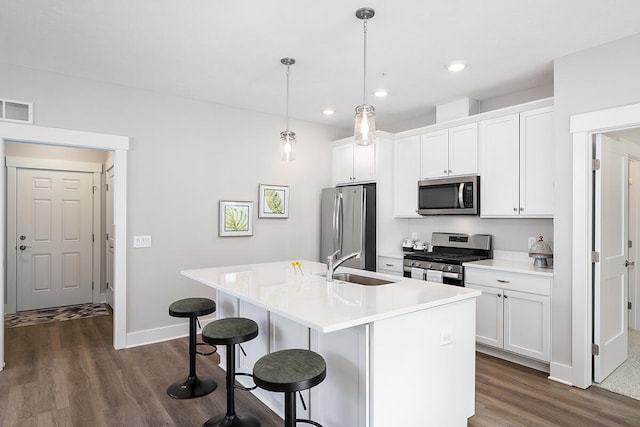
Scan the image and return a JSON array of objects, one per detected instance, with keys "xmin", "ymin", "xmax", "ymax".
[
  {"xmin": 369, "ymin": 298, "xmax": 476, "ymax": 426},
  {"xmin": 311, "ymin": 324, "xmax": 369, "ymax": 427}
]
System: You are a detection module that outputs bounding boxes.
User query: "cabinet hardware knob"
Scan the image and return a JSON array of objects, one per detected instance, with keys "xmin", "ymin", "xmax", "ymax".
[
  {"xmin": 497, "ymin": 294, "xmax": 502, "ymax": 298},
  {"xmin": 444, "ymin": 170, "xmax": 447, "ymax": 174},
  {"xmin": 497, "ymin": 279, "xmax": 509, "ymax": 283},
  {"xmin": 504, "ymin": 295, "xmax": 508, "ymax": 299},
  {"xmin": 513, "ymin": 207, "xmax": 518, "ymax": 211},
  {"xmin": 519, "ymin": 207, "xmax": 524, "ymax": 211}
]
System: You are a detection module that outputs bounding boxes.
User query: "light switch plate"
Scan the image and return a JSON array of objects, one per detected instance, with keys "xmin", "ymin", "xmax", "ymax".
[
  {"xmin": 440, "ymin": 328, "xmax": 453, "ymax": 346},
  {"xmin": 133, "ymin": 235, "xmax": 152, "ymax": 248}
]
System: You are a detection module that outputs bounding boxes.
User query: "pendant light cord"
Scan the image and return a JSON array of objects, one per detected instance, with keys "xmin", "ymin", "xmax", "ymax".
[
  {"xmin": 362, "ymin": 19, "xmax": 368, "ymax": 105},
  {"xmin": 286, "ymin": 64, "xmax": 290, "ymax": 131}
]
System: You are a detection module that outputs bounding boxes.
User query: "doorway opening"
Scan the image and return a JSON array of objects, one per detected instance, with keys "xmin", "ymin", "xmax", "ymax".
[
  {"xmin": 571, "ymin": 102, "xmax": 640, "ymax": 389},
  {"xmin": 0, "ymin": 122, "xmax": 129, "ymax": 372}
]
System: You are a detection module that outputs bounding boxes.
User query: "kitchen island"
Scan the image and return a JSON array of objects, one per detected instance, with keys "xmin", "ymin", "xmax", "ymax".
[{"xmin": 182, "ymin": 260, "xmax": 480, "ymax": 427}]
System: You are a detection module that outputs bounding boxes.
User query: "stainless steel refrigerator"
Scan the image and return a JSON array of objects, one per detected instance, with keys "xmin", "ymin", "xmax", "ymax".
[{"xmin": 320, "ymin": 183, "xmax": 376, "ymax": 271}]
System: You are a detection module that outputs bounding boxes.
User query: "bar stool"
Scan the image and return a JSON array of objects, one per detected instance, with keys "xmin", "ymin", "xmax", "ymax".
[
  {"xmin": 201, "ymin": 317, "xmax": 260, "ymax": 427},
  {"xmin": 167, "ymin": 297, "xmax": 218, "ymax": 399},
  {"xmin": 253, "ymin": 349, "xmax": 326, "ymax": 427}
]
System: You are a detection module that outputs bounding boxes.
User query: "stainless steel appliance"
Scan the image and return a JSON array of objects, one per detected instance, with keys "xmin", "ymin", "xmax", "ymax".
[
  {"xmin": 417, "ymin": 175, "xmax": 479, "ymax": 215},
  {"xmin": 403, "ymin": 232, "xmax": 491, "ymax": 286},
  {"xmin": 320, "ymin": 184, "xmax": 376, "ymax": 271}
]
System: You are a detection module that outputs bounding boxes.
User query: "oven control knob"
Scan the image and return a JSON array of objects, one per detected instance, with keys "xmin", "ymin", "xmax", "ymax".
[
  {"xmin": 440, "ymin": 265, "xmax": 445, "ymax": 270},
  {"xmin": 447, "ymin": 266, "xmax": 453, "ymax": 271},
  {"xmin": 426, "ymin": 263, "xmax": 432, "ymax": 269}
]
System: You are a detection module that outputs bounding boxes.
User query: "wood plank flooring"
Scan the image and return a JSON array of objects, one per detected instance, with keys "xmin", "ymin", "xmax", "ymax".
[{"xmin": 2, "ymin": 314, "xmax": 639, "ymax": 426}]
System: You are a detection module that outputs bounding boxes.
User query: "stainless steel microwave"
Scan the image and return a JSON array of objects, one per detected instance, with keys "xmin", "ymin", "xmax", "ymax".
[{"xmin": 417, "ymin": 175, "xmax": 479, "ymax": 215}]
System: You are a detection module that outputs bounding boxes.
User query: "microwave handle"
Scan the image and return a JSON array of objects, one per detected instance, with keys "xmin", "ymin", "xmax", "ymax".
[{"xmin": 458, "ymin": 183, "xmax": 465, "ymax": 208}]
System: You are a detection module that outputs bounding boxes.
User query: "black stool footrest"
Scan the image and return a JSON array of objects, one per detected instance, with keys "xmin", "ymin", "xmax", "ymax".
[
  {"xmin": 196, "ymin": 342, "xmax": 217, "ymax": 356},
  {"xmin": 295, "ymin": 419, "xmax": 323, "ymax": 427},
  {"xmin": 233, "ymin": 372, "xmax": 257, "ymax": 391}
]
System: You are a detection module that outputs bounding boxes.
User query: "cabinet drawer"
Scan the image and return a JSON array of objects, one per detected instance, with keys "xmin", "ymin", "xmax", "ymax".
[
  {"xmin": 377, "ymin": 256, "xmax": 403, "ymax": 274},
  {"xmin": 465, "ymin": 268, "xmax": 551, "ymax": 296}
]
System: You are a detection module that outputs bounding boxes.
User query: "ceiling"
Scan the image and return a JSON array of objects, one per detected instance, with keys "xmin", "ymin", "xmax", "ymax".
[{"xmin": 2, "ymin": 1, "xmax": 640, "ymax": 133}]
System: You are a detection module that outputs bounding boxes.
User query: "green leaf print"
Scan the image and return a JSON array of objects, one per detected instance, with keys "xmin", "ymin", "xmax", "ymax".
[
  {"xmin": 264, "ymin": 189, "xmax": 284, "ymax": 214},
  {"xmin": 225, "ymin": 206, "xmax": 249, "ymax": 231}
]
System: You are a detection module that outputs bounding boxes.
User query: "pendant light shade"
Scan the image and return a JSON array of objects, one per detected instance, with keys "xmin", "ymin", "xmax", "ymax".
[
  {"xmin": 354, "ymin": 7, "xmax": 376, "ymax": 146},
  {"xmin": 280, "ymin": 57, "xmax": 296, "ymax": 162}
]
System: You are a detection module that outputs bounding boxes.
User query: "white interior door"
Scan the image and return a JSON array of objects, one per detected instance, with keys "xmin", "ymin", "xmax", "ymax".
[
  {"xmin": 16, "ymin": 168, "xmax": 94, "ymax": 311},
  {"xmin": 105, "ymin": 166, "xmax": 115, "ymax": 308},
  {"xmin": 593, "ymin": 133, "xmax": 629, "ymax": 383}
]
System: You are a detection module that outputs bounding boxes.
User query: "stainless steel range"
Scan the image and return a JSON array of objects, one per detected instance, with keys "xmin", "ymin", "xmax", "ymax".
[{"xmin": 403, "ymin": 232, "xmax": 492, "ymax": 286}]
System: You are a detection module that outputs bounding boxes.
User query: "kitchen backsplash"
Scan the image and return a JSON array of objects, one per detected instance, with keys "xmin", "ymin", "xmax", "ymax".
[{"xmin": 404, "ymin": 216, "xmax": 553, "ymax": 252}]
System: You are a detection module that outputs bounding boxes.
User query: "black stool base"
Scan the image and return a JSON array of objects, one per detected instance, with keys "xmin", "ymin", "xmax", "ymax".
[
  {"xmin": 167, "ymin": 375, "xmax": 217, "ymax": 399},
  {"xmin": 203, "ymin": 412, "xmax": 261, "ymax": 427}
]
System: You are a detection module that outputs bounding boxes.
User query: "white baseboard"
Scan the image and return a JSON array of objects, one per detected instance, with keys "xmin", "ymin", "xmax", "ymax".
[
  {"xmin": 125, "ymin": 314, "xmax": 217, "ymax": 348},
  {"xmin": 476, "ymin": 344, "xmax": 550, "ymax": 373},
  {"xmin": 548, "ymin": 361, "xmax": 573, "ymax": 386}
]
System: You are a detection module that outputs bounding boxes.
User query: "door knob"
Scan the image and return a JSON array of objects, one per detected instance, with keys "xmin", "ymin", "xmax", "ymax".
[
  {"xmin": 626, "ymin": 260, "xmax": 635, "ymax": 267},
  {"xmin": 19, "ymin": 245, "xmax": 32, "ymax": 251}
]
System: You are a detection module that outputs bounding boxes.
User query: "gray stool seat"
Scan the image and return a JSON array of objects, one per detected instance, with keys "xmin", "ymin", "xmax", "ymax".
[
  {"xmin": 253, "ymin": 349, "xmax": 326, "ymax": 427},
  {"xmin": 167, "ymin": 297, "xmax": 217, "ymax": 399},
  {"xmin": 201, "ymin": 318, "xmax": 260, "ymax": 427}
]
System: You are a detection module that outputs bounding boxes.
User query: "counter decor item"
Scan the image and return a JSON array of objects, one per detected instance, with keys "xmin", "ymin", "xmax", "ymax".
[
  {"xmin": 402, "ymin": 238, "xmax": 414, "ymax": 251},
  {"xmin": 219, "ymin": 200, "xmax": 253, "ymax": 237},
  {"xmin": 259, "ymin": 184, "xmax": 289, "ymax": 218},
  {"xmin": 529, "ymin": 236, "xmax": 553, "ymax": 267}
]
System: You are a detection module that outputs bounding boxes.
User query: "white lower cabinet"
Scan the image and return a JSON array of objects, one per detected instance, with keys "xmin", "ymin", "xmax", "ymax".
[
  {"xmin": 376, "ymin": 255, "xmax": 403, "ymax": 277},
  {"xmin": 465, "ymin": 268, "xmax": 551, "ymax": 362}
]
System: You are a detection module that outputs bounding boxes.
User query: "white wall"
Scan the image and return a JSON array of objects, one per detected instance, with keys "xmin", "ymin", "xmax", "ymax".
[
  {"xmin": 0, "ymin": 63, "xmax": 342, "ymax": 337},
  {"xmin": 554, "ymin": 33, "xmax": 640, "ymax": 367}
]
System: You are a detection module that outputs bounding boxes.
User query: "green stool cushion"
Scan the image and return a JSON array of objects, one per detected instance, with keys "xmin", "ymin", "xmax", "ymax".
[
  {"xmin": 202, "ymin": 317, "xmax": 259, "ymax": 345},
  {"xmin": 253, "ymin": 349, "xmax": 326, "ymax": 393},
  {"xmin": 168, "ymin": 297, "xmax": 216, "ymax": 318}
]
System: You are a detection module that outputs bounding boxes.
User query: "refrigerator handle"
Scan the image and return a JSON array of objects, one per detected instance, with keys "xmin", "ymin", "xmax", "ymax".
[
  {"xmin": 332, "ymin": 191, "xmax": 342, "ymax": 256},
  {"xmin": 337, "ymin": 192, "xmax": 344, "ymax": 255},
  {"xmin": 361, "ymin": 188, "xmax": 367, "ymax": 254}
]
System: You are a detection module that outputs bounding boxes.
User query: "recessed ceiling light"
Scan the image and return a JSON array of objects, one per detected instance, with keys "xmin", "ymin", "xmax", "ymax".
[
  {"xmin": 322, "ymin": 108, "xmax": 335, "ymax": 116},
  {"xmin": 374, "ymin": 89, "xmax": 388, "ymax": 98},
  {"xmin": 447, "ymin": 62, "xmax": 466, "ymax": 72}
]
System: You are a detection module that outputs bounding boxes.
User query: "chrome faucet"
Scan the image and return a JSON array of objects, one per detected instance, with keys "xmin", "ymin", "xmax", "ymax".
[{"xmin": 326, "ymin": 249, "xmax": 361, "ymax": 282}]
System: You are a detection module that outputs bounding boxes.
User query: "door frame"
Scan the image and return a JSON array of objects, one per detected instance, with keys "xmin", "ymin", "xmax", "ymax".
[
  {"xmin": 6, "ymin": 158, "xmax": 102, "ymax": 313},
  {"xmin": 0, "ymin": 122, "xmax": 129, "ymax": 372},
  {"xmin": 571, "ymin": 102, "xmax": 640, "ymax": 388}
]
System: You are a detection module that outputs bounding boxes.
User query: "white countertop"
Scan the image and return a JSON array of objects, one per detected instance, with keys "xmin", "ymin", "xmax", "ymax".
[
  {"xmin": 182, "ymin": 260, "xmax": 480, "ymax": 333},
  {"xmin": 463, "ymin": 259, "xmax": 554, "ymax": 277}
]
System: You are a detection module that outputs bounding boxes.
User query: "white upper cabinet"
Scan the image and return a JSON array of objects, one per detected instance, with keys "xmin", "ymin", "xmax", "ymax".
[
  {"xmin": 332, "ymin": 137, "xmax": 376, "ymax": 186},
  {"xmin": 421, "ymin": 123, "xmax": 478, "ymax": 179},
  {"xmin": 479, "ymin": 106, "xmax": 554, "ymax": 218},
  {"xmin": 393, "ymin": 136, "xmax": 421, "ymax": 217},
  {"xmin": 519, "ymin": 107, "xmax": 555, "ymax": 217}
]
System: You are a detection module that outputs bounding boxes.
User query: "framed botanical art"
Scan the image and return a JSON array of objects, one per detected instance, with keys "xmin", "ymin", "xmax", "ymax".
[
  {"xmin": 219, "ymin": 200, "xmax": 253, "ymax": 236},
  {"xmin": 258, "ymin": 184, "xmax": 289, "ymax": 218}
]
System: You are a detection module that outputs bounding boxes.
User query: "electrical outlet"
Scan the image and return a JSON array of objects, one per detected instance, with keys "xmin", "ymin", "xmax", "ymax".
[
  {"xmin": 440, "ymin": 328, "xmax": 453, "ymax": 346},
  {"xmin": 411, "ymin": 231, "xmax": 418, "ymax": 240},
  {"xmin": 528, "ymin": 237, "xmax": 536, "ymax": 250},
  {"xmin": 133, "ymin": 235, "xmax": 152, "ymax": 248}
]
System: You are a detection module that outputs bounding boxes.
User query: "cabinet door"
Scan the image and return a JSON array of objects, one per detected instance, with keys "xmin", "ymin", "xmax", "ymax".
[
  {"xmin": 238, "ymin": 300, "xmax": 270, "ymax": 374},
  {"xmin": 420, "ymin": 129, "xmax": 449, "ymax": 178},
  {"xmin": 519, "ymin": 106, "xmax": 554, "ymax": 217},
  {"xmin": 503, "ymin": 289, "xmax": 550, "ymax": 361},
  {"xmin": 270, "ymin": 313, "xmax": 311, "ymax": 420},
  {"xmin": 465, "ymin": 284, "xmax": 503, "ymax": 348},
  {"xmin": 448, "ymin": 123, "xmax": 478, "ymax": 176},
  {"xmin": 333, "ymin": 143, "xmax": 355, "ymax": 185},
  {"xmin": 479, "ymin": 114, "xmax": 520, "ymax": 217},
  {"xmin": 353, "ymin": 143, "xmax": 376, "ymax": 183},
  {"xmin": 393, "ymin": 136, "xmax": 421, "ymax": 217}
]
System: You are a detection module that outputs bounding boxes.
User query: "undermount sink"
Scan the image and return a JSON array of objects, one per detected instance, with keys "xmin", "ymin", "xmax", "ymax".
[{"xmin": 328, "ymin": 273, "xmax": 396, "ymax": 286}]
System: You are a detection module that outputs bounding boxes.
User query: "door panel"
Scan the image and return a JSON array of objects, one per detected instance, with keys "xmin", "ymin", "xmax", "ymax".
[
  {"xmin": 594, "ymin": 134, "xmax": 629, "ymax": 383},
  {"xmin": 17, "ymin": 169, "xmax": 93, "ymax": 311}
]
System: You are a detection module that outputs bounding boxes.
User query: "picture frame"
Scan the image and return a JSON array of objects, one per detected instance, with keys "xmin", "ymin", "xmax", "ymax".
[
  {"xmin": 258, "ymin": 184, "xmax": 289, "ymax": 218},
  {"xmin": 219, "ymin": 200, "xmax": 253, "ymax": 237}
]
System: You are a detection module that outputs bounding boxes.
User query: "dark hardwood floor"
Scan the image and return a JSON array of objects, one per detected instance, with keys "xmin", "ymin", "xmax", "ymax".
[{"xmin": 2, "ymin": 314, "xmax": 639, "ymax": 426}]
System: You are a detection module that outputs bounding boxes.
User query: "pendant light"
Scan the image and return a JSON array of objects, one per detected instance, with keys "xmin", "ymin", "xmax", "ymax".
[
  {"xmin": 280, "ymin": 57, "xmax": 296, "ymax": 162},
  {"xmin": 354, "ymin": 7, "xmax": 376, "ymax": 146}
]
